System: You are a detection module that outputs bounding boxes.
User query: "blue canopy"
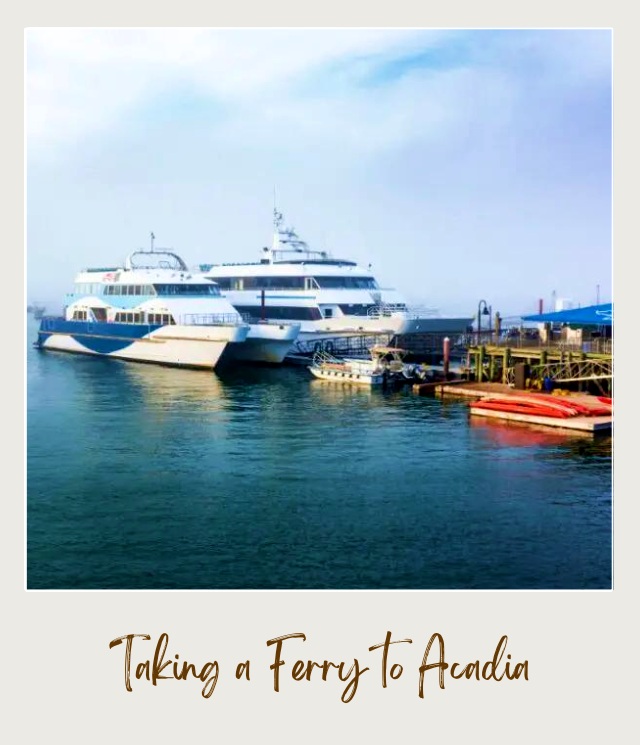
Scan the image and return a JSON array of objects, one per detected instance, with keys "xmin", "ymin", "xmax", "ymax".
[{"xmin": 522, "ymin": 303, "xmax": 612, "ymax": 326}]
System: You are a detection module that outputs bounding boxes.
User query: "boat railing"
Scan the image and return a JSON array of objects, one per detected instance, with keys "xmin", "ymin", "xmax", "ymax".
[
  {"xmin": 178, "ymin": 313, "xmax": 246, "ymax": 326},
  {"xmin": 311, "ymin": 350, "xmax": 383, "ymax": 375},
  {"xmin": 238, "ymin": 314, "xmax": 300, "ymax": 328},
  {"xmin": 404, "ymin": 305, "xmax": 441, "ymax": 319},
  {"xmin": 38, "ymin": 315, "xmax": 64, "ymax": 330},
  {"xmin": 473, "ymin": 333, "xmax": 612, "ymax": 355},
  {"xmin": 37, "ymin": 313, "xmax": 247, "ymax": 329},
  {"xmin": 312, "ymin": 350, "xmax": 342, "ymax": 366},
  {"xmin": 367, "ymin": 304, "xmax": 440, "ymax": 320}
]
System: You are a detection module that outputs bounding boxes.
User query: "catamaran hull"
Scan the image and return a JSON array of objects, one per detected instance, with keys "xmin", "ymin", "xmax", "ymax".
[
  {"xmin": 37, "ymin": 319, "xmax": 249, "ymax": 370},
  {"xmin": 218, "ymin": 322, "xmax": 300, "ymax": 364},
  {"xmin": 220, "ymin": 337, "xmax": 296, "ymax": 364}
]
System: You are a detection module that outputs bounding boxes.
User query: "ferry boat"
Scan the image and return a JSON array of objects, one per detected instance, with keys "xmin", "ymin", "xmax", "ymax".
[
  {"xmin": 200, "ymin": 209, "xmax": 470, "ymax": 355},
  {"xmin": 36, "ymin": 241, "xmax": 298, "ymax": 369}
]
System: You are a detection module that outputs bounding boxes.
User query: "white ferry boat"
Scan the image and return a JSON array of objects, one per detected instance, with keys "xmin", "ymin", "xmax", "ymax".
[
  {"xmin": 201, "ymin": 209, "xmax": 471, "ymax": 355},
  {"xmin": 36, "ymin": 242, "xmax": 299, "ymax": 369}
]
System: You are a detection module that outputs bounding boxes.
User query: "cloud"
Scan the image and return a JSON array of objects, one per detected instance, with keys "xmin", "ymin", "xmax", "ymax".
[
  {"xmin": 26, "ymin": 29, "xmax": 612, "ymax": 314},
  {"xmin": 26, "ymin": 28, "xmax": 453, "ymax": 156}
]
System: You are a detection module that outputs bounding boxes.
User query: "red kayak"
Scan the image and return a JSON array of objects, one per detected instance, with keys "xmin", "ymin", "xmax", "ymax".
[
  {"xmin": 470, "ymin": 394, "xmax": 612, "ymax": 419},
  {"xmin": 471, "ymin": 400, "xmax": 574, "ymax": 418}
]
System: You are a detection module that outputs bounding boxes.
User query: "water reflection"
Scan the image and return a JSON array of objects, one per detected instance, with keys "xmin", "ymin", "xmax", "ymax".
[
  {"xmin": 470, "ymin": 416, "xmax": 612, "ymax": 469},
  {"xmin": 121, "ymin": 363, "xmax": 229, "ymax": 413},
  {"xmin": 308, "ymin": 378, "xmax": 382, "ymax": 406},
  {"xmin": 469, "ymin": 416, "xmax": 595, "ymax": 447}
]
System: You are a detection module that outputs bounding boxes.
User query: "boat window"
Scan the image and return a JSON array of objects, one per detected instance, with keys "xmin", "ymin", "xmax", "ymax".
[
  {"xmin": 146, "ymin": 313, "xmax": 174, "ymax": 325},
  {"xmin": 313, "ymin": 276, "xmax": 378, "ymax": 289},
  {"xmin": 210, "ymin": 276, "xmax": 307, "ymax": 291},
  {"xmin": 234, "ymin": 305, "xmax": 322, "ymax": 321},
  {"xmin": 91, "ymin": 307, "xmax": 108, "ymax": 321},
  {"xmin": 338, "ymin": 304, "xmax": 378, "ymax": 316},
  {"xmin": 153, "ymin": 284, "xmax": 221, "ymax": 296},
  {"xmin": 323, "ymin": 308, "xmax": 334, "ymax": 319},
  {"xmin": 212, "ymin": 278, "xmax": 231, "ymax": 290}
]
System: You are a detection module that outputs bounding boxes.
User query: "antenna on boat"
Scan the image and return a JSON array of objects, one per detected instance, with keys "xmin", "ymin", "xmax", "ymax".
[
  {"xmin": 272, "ymin": 188, "xmax": 284, "ymax": 257},
  {"xmin": 273, "ymin": 188, "xmax": 283, "ymax": 231},
  {"xmin": 150, "ymin": 232, "xmax": 155, "ymax": 252}
]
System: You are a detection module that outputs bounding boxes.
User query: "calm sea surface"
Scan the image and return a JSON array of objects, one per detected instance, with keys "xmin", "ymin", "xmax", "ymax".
[{"xmin": 27, "ymin": 317, "xmax": 612, "ymax": 589}]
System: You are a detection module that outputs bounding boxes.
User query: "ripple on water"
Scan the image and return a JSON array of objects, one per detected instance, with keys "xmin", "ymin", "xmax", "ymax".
[{"xmin": 27, "ymin": 325, "xmax": 612, "ymax": 589}]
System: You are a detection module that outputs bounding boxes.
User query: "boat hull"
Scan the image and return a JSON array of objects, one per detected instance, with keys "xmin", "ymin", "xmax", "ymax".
[
  {"xmin": 37, "ymin": 318, "xmax": 248, "ymax": 370},
  {"xmin": 219, "ymin": 322, "xmax": 300, "ymax": 364},
  {"xmin": 308, "ymin": 365, "xmax": 384, "ymax": 386}
]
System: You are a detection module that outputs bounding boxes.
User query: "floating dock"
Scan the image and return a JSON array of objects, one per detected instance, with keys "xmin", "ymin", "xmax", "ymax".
[
  {"xmin": 468, "ymin": 406, "xmax": 611, "ymax": 433},
  {"xmin": 413, "ymin": 381, "xmax": 612, "ymax": 434},
  {"xmin": 412, "ymin": 380, "xmax": 511, "ymax": 398}
]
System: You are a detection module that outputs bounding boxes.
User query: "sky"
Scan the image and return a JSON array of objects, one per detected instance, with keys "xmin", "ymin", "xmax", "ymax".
[{"xmin": 26, "ymin": 28, "xmax": 612, "ymax": 319}]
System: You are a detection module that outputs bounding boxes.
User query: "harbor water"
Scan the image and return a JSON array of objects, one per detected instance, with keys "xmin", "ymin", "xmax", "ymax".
[{"xmin": 26, "ymin": 318, "xmax": 612, "ymax": 590}]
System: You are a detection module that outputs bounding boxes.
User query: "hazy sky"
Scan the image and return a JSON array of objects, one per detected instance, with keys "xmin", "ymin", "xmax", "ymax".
[{"xmin": 26, "ymin": 28, "xmax": 612, "ymax": 318}]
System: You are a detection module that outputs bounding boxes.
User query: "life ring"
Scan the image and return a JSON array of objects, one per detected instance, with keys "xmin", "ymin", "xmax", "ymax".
[{"xmin": 324, "ymin": 341, "xmax": 334, "ymax": 355}]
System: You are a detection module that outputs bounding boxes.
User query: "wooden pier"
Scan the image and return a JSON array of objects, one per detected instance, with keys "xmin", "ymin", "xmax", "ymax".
[{"xmin": 464, "ymin": 344, "xmax": 612, "ymax": 396}]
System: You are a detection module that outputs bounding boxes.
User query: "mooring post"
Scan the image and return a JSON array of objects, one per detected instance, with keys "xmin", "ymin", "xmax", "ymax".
[
  {"xmin": 503, "ymin": 347, "xmax": 511, "ymax": 384},
  {"xmin": 443, "ymin": 336, "xmax": 450, "ymax": 378}
]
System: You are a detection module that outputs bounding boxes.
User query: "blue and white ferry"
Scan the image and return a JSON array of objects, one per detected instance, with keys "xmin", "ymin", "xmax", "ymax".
[{"xmin": 36, "ymin": 243, "xmax": 286, "ymax": 370}]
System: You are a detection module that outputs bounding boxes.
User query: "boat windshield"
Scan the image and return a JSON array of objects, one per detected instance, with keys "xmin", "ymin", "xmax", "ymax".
[
  {"xmin": 126, "ymin": 249, "xmax": 189, "ymax": 272},
  {"xmin": 371, "ymin": 347, "xmax": 407, "ymax": 360}
]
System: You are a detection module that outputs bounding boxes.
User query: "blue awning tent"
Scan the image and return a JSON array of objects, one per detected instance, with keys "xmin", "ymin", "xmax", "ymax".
[{"xmin": 522, "ymin": 303, "xmax": 613, "ymax": 326}]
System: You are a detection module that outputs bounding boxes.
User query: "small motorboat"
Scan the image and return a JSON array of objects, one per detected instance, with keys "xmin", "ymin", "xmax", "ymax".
[
  {"xmin": 308, "ymin": 351, "xmax": 386, "ymax": 386},
  {"xmin": 308, "ymin": 346, "xmax": 419, "ymax": 386}
]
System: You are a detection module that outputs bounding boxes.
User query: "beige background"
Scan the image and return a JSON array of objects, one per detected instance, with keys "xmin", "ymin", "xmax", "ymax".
[{"xmin": 8, "ymin": 3, "xmax": 634, "ymax": 742}]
